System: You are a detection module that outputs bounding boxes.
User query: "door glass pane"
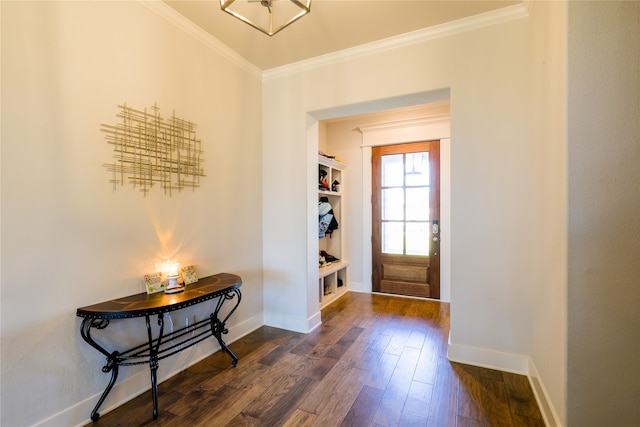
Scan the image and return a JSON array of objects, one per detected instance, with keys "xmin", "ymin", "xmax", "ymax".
[
  {"xmin": 406, "ymin": 188, "xmax": 429, "ymax": 221},
  {"xmin": 381, "ymin": 154, "xmax": 403, "ymax": 187},
  {"xmin": 406, "ymin": 222, "xmax": 429, "ymax": 256},
  {"xmin": 405, "ymin": 152, "xmax": 429, "ymax": 186},
  {"xmin": 382, "ymin": 188, "xmax": 404, "ymax": 220},
  {"xmin": 382, "ymin": 222, "xmax": 403, "ymax": 254}
]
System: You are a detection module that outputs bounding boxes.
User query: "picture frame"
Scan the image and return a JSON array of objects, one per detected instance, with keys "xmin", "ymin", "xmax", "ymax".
[
  {"xmin": 144, "ymin": 272, "xmax": 166, "ymax": 294},
  {"xmin": 181, "ymin": 265, "xmax": 198, "ymax": 285}
]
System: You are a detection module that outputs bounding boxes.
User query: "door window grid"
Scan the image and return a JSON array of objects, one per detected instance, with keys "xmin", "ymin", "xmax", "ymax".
[{"xmin": 381, "ymin": 152, "xmax": 431, "ymax": 256}]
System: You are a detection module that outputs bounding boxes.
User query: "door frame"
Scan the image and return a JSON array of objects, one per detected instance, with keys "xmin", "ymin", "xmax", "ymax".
[
  {"xmin": 371, "ymin": 141, "xmax": 440, "ymax": 298},
  {"xmin": 357, "ymin": 115, "xmax": 451, "ymax": 301}
]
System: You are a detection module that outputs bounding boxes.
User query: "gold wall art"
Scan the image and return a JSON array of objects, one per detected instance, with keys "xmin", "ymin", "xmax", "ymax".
[{"xmin": 102, "ymin": 103, "xmax": 205, "ymax": 196}]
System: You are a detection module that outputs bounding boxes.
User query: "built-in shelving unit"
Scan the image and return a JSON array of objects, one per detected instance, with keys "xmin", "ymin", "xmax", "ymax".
[{"xmin": 318, "ymin": 155, "xmax": 348, "ymax": 308}]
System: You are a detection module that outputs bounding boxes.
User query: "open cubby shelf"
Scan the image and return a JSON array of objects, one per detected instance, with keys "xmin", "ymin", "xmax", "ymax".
[{"xmin": 318, "ymin": 155, "xmax": 348, "ymax": 309}]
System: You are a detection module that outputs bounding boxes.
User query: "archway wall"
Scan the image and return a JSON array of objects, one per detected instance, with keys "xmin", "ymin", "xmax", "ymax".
[{"xmin": 262, "ymin": 7, "xmax": 534, "ymax": 369}]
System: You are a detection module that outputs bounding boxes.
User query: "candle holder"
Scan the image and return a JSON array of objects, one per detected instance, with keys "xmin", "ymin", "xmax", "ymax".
[
  {"xmin": 165, "ymin": 274, "xmax": 183, "ymax": 294},
  {"xmin": 164, "ymin": 262, "xmax": 184, "ymax": 294}
]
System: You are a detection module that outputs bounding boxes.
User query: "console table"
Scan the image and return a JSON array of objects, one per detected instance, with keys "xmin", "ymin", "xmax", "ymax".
[{"xmin": 77, "ymin": 273, "xmax": 242, "ymax": 422}]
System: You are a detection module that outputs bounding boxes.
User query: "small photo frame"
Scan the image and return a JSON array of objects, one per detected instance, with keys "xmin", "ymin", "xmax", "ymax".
[
  {"xmin": 144, "ymin": 272, "xmax": 166, "ymax": 294},
  {"xmin": 181, "ymin": 265, "xmax": 198, "ymax": 285}
]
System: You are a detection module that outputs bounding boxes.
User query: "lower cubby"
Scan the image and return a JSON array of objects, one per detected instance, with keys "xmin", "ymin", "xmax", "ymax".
[{"xmin": 319, "ymin": 261, "xmax": 349, "ymax": 309}]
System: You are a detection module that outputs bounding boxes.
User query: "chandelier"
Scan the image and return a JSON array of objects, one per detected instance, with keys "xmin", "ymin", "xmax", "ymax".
[{"xmin": 220, "ymin": 0, "xmax": 312, "ymax": 36}]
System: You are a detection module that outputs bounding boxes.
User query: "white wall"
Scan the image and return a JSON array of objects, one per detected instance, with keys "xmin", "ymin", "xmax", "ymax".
[
  {"xmin": 262, "ymin": 6, "xmax": 534, "ymax": 370},
  {"xmin": 1, "ymin": 2, "xmax": 263, "ymax": 425},
  {"xmin": 566, "ymin": 2, "xmax": 640, "ymax": 426},
  {"xmin": 528, "ymin": 1, "xmax": 568, "ymax": 425}
]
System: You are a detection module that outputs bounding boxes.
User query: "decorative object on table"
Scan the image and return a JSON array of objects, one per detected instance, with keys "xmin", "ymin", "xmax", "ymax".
[
  {"xmin": 181, "ymin": 265, "xmax": 198, "ymax": 285},
  {"xmin": 164, "ymin": 261, "xmax": 184, "ymax": 294},
  {"xmin": 220, "ymin": 0, "xmax": 312, "ymax": 36},
  {"xmin": 144, "ymin": 272, "xmax": 166, "ymax": 294},
  {"xmin": 102, "ymin": 102, "xmax": 205, "ymax": 196}
]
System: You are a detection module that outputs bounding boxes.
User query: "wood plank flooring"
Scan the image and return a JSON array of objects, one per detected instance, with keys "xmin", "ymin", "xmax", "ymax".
[{"xmin": 87, "ymin": 292, "xmax": 544, "ymax": 427}]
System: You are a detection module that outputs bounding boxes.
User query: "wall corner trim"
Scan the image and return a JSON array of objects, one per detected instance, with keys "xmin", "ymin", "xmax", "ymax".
[
  {"xmin": 138, "ymin": 0, "xmax": 262, "ymax": 79},
  {"xmin": 528, "ymin": 359, "xmax": 564, "ymax": 427}
]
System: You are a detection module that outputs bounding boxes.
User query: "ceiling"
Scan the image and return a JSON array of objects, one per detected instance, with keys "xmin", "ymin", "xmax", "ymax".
[{"xmin": 165, "ymin": 0, "xmax": 522, "ymax": 71}]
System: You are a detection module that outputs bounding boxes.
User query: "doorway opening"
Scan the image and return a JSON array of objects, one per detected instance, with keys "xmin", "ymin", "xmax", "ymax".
[{"xmin": 309, "ymin": 92, "xmax": 450, "ymax": 303}]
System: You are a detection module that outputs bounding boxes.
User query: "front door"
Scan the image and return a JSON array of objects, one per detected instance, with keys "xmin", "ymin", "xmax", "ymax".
[{"xmin": 372, "ymin": 141, "xmax": 440, "ymax": 299}]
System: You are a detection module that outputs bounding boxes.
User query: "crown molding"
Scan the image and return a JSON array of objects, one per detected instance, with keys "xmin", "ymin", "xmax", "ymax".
[
  {"xmin": 139, "ymin": 0, "xmax": 262, "ymax": 79},
  {"xmin": 357, "ymin": 114, "xmax": 450, "ymax": 135},
  {"xmin": 263, "ymin": 2, "xmax": 530, "ymax": 81},
  {"xmin": 357, "ymin": 114, "xmax": 451, "ymax": 147}
]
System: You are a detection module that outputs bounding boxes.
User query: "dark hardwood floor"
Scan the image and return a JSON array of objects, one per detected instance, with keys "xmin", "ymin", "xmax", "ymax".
[{"xmin": 88, "ymin": 292, "xmax": 544, "ymax": 427}]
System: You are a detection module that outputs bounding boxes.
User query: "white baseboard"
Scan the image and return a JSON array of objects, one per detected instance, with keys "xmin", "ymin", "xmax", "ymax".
[
  {"xmin": 447, "ymin": 336, "xmax": 563, "ymax": 427},
  {"xmin": 36, "ymin": 314, "xmax": 263, "ymax": 427},
  {"xmin": 263, "ymin": 310, "xmax": 321, "ymax": 333},
  {"xmin": 307, "ymin": 310, "xmax": 323, "ymax": 332},
  {"xmin": 347, "ymin": 281, "xmax": 366, "ymax": 293},
  {"xmin": 528, "ymin": 359, "xmax": 563, "ymax": 427},
  {"xmin": 446, "ymin": 337, "xmax": 529, "ymax": 374}
]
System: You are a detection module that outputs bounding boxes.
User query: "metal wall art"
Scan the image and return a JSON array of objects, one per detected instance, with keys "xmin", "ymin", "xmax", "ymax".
[{"xmin": 102, "ymin": 103, "xmax": 205, "ymax": 196}]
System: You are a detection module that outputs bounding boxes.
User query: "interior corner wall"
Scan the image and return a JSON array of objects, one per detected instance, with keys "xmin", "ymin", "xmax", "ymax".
[
  {"xmin": 1, "ymin": 2, "xmax": 263, "ymax": 426},
  {"xmin": 566, "ymin": 2, "xmax": 640, "ymax": 426},
  {"xmin": 528, "ymin": 1, "xmax": 568, "ymax": 425},
  {"xmin": 262, "ymin": 15, "xmax": 534, "ymax": 366}
]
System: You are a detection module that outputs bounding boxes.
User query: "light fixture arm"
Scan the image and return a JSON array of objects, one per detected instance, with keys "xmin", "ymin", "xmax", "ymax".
[
  {"xmin": 220, "ymin": 0, "xmax": 312, "ymax": 36},
  {"xmin": 260, "ymin": 0, "xmax": 272, "ymax": 13}
]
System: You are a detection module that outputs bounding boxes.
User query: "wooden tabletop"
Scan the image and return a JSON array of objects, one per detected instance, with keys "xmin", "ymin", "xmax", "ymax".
[{"xmin": 76, "ymin": 273, "xmax": 242, "ymax": 320}]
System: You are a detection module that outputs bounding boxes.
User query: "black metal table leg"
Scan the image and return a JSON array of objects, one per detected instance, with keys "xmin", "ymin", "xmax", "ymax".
[
  {"xmin": 90, "ymin": 354, "xmax": 119, "ymax": 421},
  {"xmin": 210, "ymin": 313, "xmax": 238, "ymax": 366},
  {"xmin": 80, "ymin": 318, "xmax": 122, "ymax": 422},
  {"xmin": 150, "ymin": 356, "xmax": 159, "ymax": 419},
  {"xmin": 210, "ymin": 289, "xmax": 242, "ymax": 366},
  {"xmin": 146, "ymin": 314, "xmax": 164, "ymax": 419}
]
